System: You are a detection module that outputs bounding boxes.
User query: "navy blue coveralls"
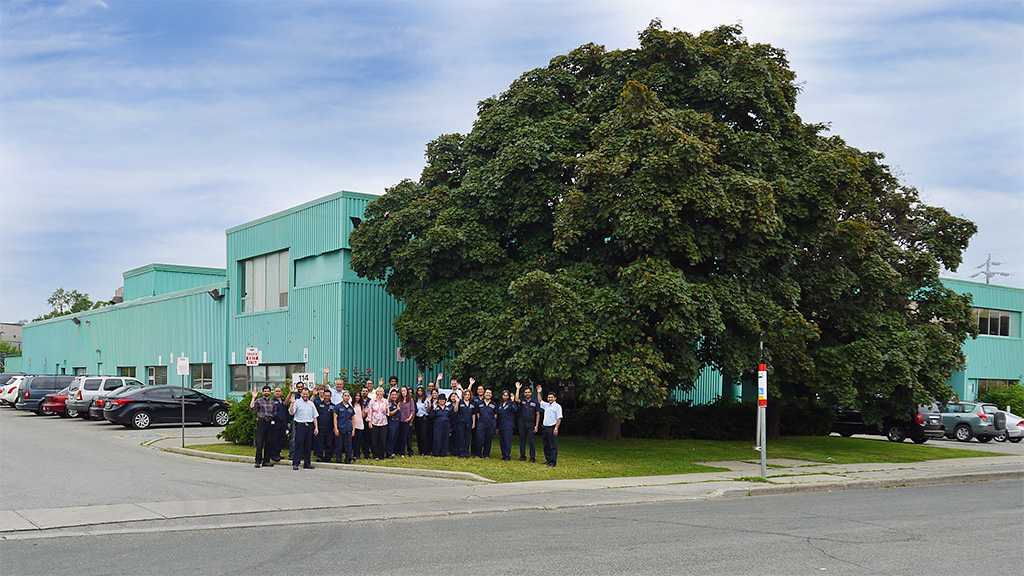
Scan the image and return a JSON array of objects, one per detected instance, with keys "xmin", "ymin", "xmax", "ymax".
[
  {"xmin": 271, "ymin": 397, "xmax": 290, "ymax": 461},
  {"xmin": 313, "ymin": 396, "xmax": 335, "ymax": 461},
  {"xmin": 475, "ymin": 400, "xmax": 497, "ymax": 458},
  {"xmin": 332, "ymin": 402, "xmax": 356, "ymax": 463},
  {"xmin": 454, "ymin": 400, "xmax": 474, "ymax": 458},
  {"xmin": 517, "ymin": 398, "xmax": 539, "ymax": 461},
  {"xmin": 431, "ymin": 403, "xmax": 452, "ymax": 457},
  {"xmin": 496, "ymin": 400, "xmax": 517, "ymax": 461}
]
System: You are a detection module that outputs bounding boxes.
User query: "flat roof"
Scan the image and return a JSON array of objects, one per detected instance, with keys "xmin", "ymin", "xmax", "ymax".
[{"xmin": 226, "ymin": 190, "xmax": 379, "ymax": 235}]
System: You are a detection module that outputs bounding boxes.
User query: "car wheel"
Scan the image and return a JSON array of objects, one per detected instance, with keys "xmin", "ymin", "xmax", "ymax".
[
  {"xmin": 954, "ymin": 424, "xmax": 973, "ymax": 442},
  {"xmin": 212, "ymin": 409, "xmax": 230, "ymax": 426},
  {"xmin": 66, "ymin": 408, "xmax": 79, "ymax": 418},
  {"xmin": 131, "ymin": 411, "xmax": 152, "ymax": 430},
  {"xmin": 1009, "ymin": 437, "xmax": 1022, "ymax": 444},
  {"xmin": 912, "ymin": 437, "xmax": 928, "ymax": 444},
  {"xmin": 977, "ymin": 435, "xmax": 992, "ymax": 443},
  {"xmin": 885, "ymin": 424, "xmax": 906, "ymax": 443},
  {"xmin": 839, "ymin": 431, "xmax": 854, "ymax": 438}
]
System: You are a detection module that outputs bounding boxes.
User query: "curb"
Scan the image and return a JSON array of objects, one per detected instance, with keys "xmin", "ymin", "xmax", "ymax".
[
  {"xmin": 720, "ymin": 469, "xmax": 1024, "ymax": 498},
  {"xmin": 144, "ymin": 438, "xmax": 495, "ymax": 483}
]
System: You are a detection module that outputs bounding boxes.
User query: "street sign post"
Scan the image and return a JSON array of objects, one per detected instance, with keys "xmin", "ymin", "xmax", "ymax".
[
  {"xmin": 177, "ymin": 355, "xmax": 190, "ymax": 448},
  {"xmin": 757, "ymin": 363, "xmax": 767, "ymax": 478}
]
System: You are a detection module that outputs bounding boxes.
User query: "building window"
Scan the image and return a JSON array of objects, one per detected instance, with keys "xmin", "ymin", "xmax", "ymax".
[
  {"xmin": 73, "ymin": 367, "xmax": 87, "ymax": 376},
  {"xmin": 977, "ymin": 379, "xmax": 1021, "ymax": 394},
  {"xmin": 191, "ymin": 363, "xmax": 213, "ymax": 391},
  {"xmin": 230, "ymin": 363, "xmax": 305, "ymax": 393},
  {"xmin": 240, "ymin": 249, "xmax": 289, "ymax": 313},
  {"xmin": 118, "ymin": 366, "xmax": 136, "ymax": 377},
  {"xmin": 972, "ymin": 308, "xmax": 1018, "ymax": 337},
  {"xmin": 147, "ymin": 365, "xmax": 167, "ymax": 386}
]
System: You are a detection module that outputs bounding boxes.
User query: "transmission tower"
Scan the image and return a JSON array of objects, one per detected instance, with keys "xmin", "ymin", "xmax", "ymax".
[{"xmin": 969, "ymin": 254, "xmax": 1011, "ymax": 284}]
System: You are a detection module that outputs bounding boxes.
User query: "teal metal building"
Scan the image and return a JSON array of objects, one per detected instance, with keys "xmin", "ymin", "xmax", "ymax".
[
  {"xmin": 22, "ymin": 192, "xmax": 439, "ymax": 399},
  {"xmin": 20, "ymin": 191, "xmax": 1023, "ymax": 403},
  {"xmin": 942, "ymin": 278, "xmax": 1024, "ymax": 401}
]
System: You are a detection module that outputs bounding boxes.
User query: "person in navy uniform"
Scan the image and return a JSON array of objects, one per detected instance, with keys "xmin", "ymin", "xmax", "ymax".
[
  {"xmin": 313, "ymin": 388, "xmax": 335, "ymax": 462},
  {"xmin": 332, "ymin": 390, "xmax": 356, "ymax": 464},
  {"xmin": 453, "ymin": 390, "xmax": 474, "ymax": 458},
  {"xmin": 430, "ymin": 393, "xmax": 452, "ymax": 457},
  {"xmin": 514, "ymin": 381, "xmax": 540, "ymax": 462},
  {"xmin": 475, "ymin": 389, "xmax": 497, "ymax": 458},
  {"xmin": 270, "ymin": 386, "xmax": 290, "ymax": 463},
  {"xmin": 495, "ymin": 390, "xmax": 517, "ymax": 461},
  {"xmin": 469, "ymin": 378, "xmax": 485, "ymax": 457},
  {"xmin": 536, "ymin": 384, "xmax": 563, "ymax": 467}
]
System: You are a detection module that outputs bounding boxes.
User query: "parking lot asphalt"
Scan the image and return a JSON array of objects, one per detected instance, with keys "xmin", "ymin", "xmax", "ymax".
[{"xmin": 2, "ymin": 405, "xmax": 1021, "ymax": 539}]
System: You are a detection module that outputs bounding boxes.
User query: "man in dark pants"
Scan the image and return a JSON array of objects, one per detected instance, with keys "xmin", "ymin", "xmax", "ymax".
[
  {"xmin": 536, "ymin": 385, "xmax": 563, "ymax": 467},
  {"xmin": 514, "ymin": 381, "xmax": 540, "ymax": 462},
  {"xmin": 249, "ymin": 385, "xmax": 276, "ymax": 468},
  {"xmin": 470, "ymin": 378, "xmax": 485, "ymax": 457},
  {"xmin": 289, "ymin": 387, "xmax": 319, "ymax": 470},
  {"xmin": 313, "ymin": 388, "xmax": 335, "ymax": 462},
  {"xmin": 332, "ymin": 390, "xmax": 356, "ymax": 463},
  {"xmin": 270, "ymin": 386, "xmax": 289, "ymax": 462}
]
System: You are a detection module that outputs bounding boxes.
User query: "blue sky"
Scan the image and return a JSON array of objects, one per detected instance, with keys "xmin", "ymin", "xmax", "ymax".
[{"xmin": 1, "ymin": 0, "xmax": 1022, "ymax": 322}]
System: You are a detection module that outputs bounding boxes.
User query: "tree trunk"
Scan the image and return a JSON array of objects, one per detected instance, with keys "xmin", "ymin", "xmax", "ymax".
[
  {"xmin": 601, "ymin": 410, "xmax": 622, "ymax": 441},
  {"xmin": 767, "ymin": 400, "xmax": 781, "ymax": 441}
]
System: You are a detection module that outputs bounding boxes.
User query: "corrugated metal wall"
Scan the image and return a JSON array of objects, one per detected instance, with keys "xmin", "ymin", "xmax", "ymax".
[
  {"xmin": 22, "ymin": 283, "xmax": 228, "ymax": 396},
  {"xmin": 672, "ymin": 365, "xmax": 724, "ymax": 404},
  {"xmin": 943, "ymin": 278, "xmax": 1024, "ymax": 399}
]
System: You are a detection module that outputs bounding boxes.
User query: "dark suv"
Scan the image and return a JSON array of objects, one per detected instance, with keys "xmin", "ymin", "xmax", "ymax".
[
  {"xmin": 831, "ymin": 403, "xmax": 945, "ymax": 443},
  {"xmin": 15, "ymin": 375, "xmax": 77, "ymax": 415}
]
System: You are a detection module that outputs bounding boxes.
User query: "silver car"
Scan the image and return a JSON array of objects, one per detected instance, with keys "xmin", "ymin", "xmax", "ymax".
[
  {"xmin": 994, "ymin": 411, "xmax": 1023, "ymax": 443},
  {"xmin": 939, "ymin": 402, "xmax": 1004, "ymax": 442}
]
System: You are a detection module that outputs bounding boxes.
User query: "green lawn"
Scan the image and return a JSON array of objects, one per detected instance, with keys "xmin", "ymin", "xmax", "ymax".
[{"xmin": 187, "ymin": 436, "xmax": 995, "ymax": 483}]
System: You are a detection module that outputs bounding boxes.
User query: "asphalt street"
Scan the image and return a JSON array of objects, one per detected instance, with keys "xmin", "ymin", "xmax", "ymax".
[{"xmin": 2, "ymin": 480, "xmax": 1020, "ymax": 575}]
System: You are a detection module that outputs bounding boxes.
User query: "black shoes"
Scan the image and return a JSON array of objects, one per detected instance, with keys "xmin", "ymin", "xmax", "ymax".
[{"xmin": 255, "ymin": 463, "xmax": 261, "ymax": 468}]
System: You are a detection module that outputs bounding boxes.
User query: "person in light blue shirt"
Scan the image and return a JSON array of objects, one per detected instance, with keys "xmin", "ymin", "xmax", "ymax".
[
  {"xmin": 536, "ymin": 384, "xmax": 563, "ymax": 467},
  {"xmin": 289, "ymin": 387, "xmax": 319, "ymax": 470}
]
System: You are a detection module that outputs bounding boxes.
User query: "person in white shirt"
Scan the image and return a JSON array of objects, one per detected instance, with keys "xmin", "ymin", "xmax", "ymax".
[
  {"xmin": 289, "ymin": 387, "xmax": 319, "ymax": 470},
  {"xmin": 536, "ymin": 384, "xmax": 563, "ymax": 467},
  {"xmin": 330, "ymin": 379, "xmax": 345, "ymax": 405}
]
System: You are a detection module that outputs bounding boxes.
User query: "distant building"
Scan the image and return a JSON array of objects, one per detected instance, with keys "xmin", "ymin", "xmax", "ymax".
[{"xmin": 22, "ymin": 191, "xmax": 441, "ymax": 398}]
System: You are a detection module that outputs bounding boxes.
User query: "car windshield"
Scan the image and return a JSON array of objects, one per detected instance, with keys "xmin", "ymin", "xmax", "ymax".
[{"xmin": 982, "ymin": 405, "xmax": 997, "ymax": 414}]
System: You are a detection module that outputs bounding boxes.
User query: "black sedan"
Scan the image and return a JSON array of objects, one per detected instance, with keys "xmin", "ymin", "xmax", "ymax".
[{"xmin": 103, "ymin": 385, "xmax": 230, "ymax": 429}]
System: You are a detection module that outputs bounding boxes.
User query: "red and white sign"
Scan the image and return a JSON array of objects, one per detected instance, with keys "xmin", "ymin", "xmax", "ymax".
[
  {"xmin": 757, "ymin": 363, "xmax": 767, "ymax": 407},
  {"xmin": 245, "ymin": 347, "xmax": 261, "ymax": 367}
]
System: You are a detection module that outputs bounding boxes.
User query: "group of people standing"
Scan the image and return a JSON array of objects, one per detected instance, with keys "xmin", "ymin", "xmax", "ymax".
[{"xmin": 250, "ymin": 373, "xmax": 564, "ymax": 471}]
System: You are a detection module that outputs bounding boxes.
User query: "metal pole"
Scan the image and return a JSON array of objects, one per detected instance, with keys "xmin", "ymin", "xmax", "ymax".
[
  {"xmin": 181, "ymin": 374, "xmax": 186, "ymax": 448},
  {"xmin": 758, "ymin": 363, "xmax": 768, "ymax": 479}
]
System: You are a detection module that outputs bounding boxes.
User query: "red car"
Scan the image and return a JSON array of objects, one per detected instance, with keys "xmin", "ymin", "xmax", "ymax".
[{"xmin": 40, "ymin": 387, "xmax": 79, "ymax": 418}]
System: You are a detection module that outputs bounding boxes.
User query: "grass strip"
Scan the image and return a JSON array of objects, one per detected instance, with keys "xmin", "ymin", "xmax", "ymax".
[{"xmin": 187, "ymin": 435, "xmax": 995, "ymax": 483}]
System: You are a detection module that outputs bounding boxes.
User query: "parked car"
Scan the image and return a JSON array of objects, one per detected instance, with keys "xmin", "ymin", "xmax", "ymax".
[
  {"xmin": 66, "ymin": 376, "xmax": 145, "ymax": 419},
  {"xmin": 939, "ymin": 402, "xmax": 1005, "ymax": 442},
  {"xmin": 994, "ymin": 411, "xmax": 1023, "ymax": 443},
  {"xmin": 1, "ymin": 375, "xmax": 28, "ymax": 406},
  {"xmin": 831, "ymin": 403, "xmax": 945, "ymax": 443},
  {"xmin": 40, "ymin": 387, "xmax": 76, "ymax": 417},
  {"xmin": 103, "ymin": 385, "xmax": 230, "ymax": 429},
  {"xmin": 15, "ymin": 375, "xmax": 76, "ymax": 415},
  {"xmin": 0, "ymin": 372, "xmax": 26, "ymax": 388}
]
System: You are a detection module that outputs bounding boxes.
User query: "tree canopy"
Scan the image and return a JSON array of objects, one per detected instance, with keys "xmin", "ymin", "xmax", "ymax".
[
  {"xmin": 34, "ymin": 287, "xmax": 107, "ymax": 321},
  {"xmin": 349, "ymin": 22, "xmax": 976, "ymax": 438}
]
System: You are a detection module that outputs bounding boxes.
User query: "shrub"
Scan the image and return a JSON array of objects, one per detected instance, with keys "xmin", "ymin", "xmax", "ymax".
[
  {"xmin": 978, "ymin": 383, "xmax": 1024, "ymax": 416},
  {"xmin": 218, "ymin": 386, "xmax": 292, "ymax": 445}
]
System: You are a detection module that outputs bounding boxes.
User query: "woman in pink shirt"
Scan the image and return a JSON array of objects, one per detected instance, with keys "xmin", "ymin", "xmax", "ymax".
[
  {"xmin": 397, "ymin": 387, "xmax": 416, "ymax": 457},
  {"xmin": 366, "ymin": 388, "xmax": 389, "ymax": 460}
]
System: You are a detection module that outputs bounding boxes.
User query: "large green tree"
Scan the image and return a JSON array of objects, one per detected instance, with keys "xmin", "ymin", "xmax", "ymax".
[{"xmin": 350, "ymin": 22, "xmax": 976, "ymax": 439}]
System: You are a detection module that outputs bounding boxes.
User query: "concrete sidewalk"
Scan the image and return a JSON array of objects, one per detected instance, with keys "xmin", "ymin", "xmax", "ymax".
[{"xmin": 2, "ymin": 435, "xmax": 1020, "ymax": 539}]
